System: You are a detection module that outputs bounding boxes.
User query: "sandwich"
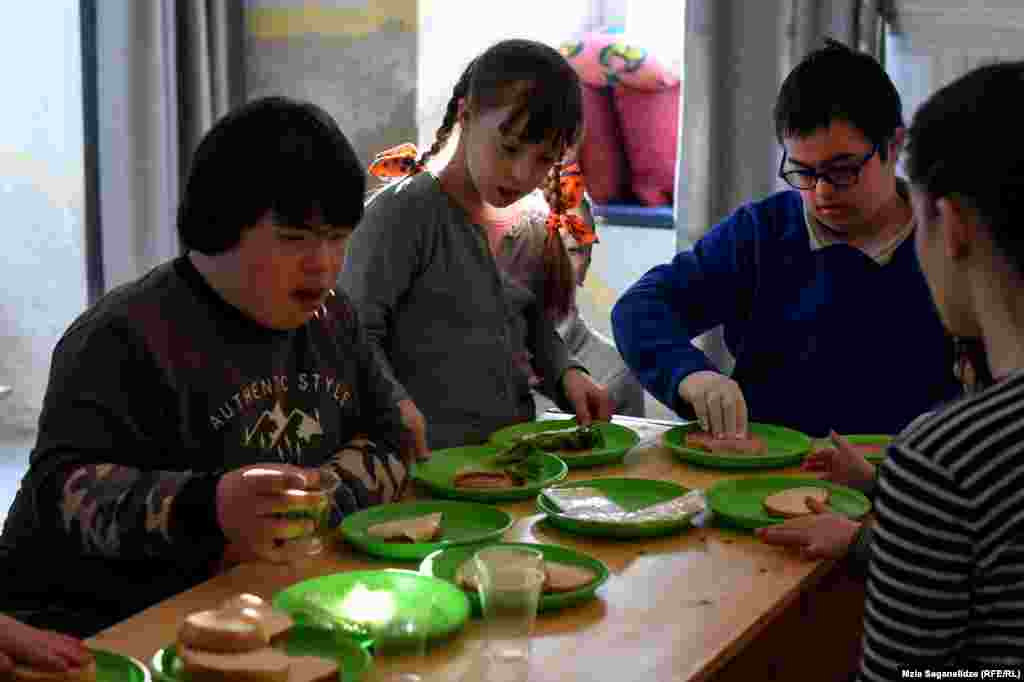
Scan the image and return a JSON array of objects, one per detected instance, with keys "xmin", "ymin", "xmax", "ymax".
[
  {"xmin": 762, "ymin": 487, "xmax": 831, "ymax": 518},
  {"xmin": 366, "ymin": 512, "xmax": 443, "ymax": 543},
  {"xmin": 455, "ymin": 557, "xmax": 595, "ymax": 594},
  {"xmin": 452, "ymin": 470, "xmax": 521, "ymax": 489},
  {"xmin": 177, "ymin": 594, "xmax": 336, "ymax": 682},
  {"xmin": 268, "ymin": 490, "xmax": 329, "ymax": 541}
]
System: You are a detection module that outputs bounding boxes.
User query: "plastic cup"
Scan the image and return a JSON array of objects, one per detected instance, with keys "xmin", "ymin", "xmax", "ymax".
[{"xmin": 473, "ymin": 546, "xmax": 545, "ymax": 675}]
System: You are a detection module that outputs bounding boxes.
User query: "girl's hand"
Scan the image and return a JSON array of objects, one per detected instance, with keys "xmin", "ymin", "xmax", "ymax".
[
  {"xmin": 0, "ymin": 614, "xmax": 91, "ymax": 674},
  {"xmin": 562, "ymin": 369, "xmax": 613, "ymax": 425},
  {"xmin": 397, "ymin": 399, "xmax": 430, "ymax": 461},
  {"xmin": 803, "ymin": 431, "xmax": 876, "ymax": 492},
  {"xmin": 755, "ymin": 498, "xmax": 862, "ymax": 560}
]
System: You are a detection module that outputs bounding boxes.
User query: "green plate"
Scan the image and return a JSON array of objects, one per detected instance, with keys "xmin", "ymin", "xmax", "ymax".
[
  {"xmin": 845, "ymin": 434, "xmax": 893, "ymax": 463},
  {"xmin": 273, "ymin": 570, "xmax": 470, "ymax": 647},
  {"xmin": 536, "ymin": 478, "xmax": 694, "ymax": 538},
  {"xmin": 340, "ymin": 500, "xmax": 514, "ymax": 561},
  {"xmin": 93, "ymin": 649, "xmax": 149, "ymax": 682},
  {"xmin": 488, "ymin": 419, "xmax": 641, "ymax": 468},
  {"xmin": 663, "ymin": 422, "xmax": 812, "ymax": 469},
  {"xmin": 705, "ymin": 476, "xmax": 872, "ymax": 530},
  {"xmin": 411, "ymin": 445, "xmax": 568, "ymax": 502},
  {"xmin": 420, "ymin": 542, "xmax": 610, "ymax": 615},
  {"xmin": 149, "ymin": 626, "xmax": 370, "ymax": 682}
]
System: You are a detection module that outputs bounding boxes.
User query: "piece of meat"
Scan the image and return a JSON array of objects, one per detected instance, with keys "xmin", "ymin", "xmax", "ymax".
[
  {"xmin": 684, "ymin": 431, "xmax": 766, "ymax": 455},
  {"xmin": 849, "ymin": 443, "xmax": 884, "ymax": 457},
  {"xmin": 452, "ymin": 470, "xmax": 521, "ymax": 489}
]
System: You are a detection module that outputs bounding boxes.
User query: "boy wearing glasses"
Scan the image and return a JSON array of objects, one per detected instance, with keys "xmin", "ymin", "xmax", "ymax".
[{"xmin": 612, "ymin": 39, "xmax": 959, "ymax": 439}]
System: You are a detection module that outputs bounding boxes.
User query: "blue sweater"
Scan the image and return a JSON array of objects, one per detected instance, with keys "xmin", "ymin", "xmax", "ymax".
[{"xmin": 611, "ymin": 190, "xmax": 960, "ymax": 438}]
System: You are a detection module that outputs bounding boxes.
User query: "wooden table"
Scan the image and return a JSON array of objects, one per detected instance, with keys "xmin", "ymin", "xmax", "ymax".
[{"xmin": 88, "ymin": 417, "xmax": 865, "ymax": 681}]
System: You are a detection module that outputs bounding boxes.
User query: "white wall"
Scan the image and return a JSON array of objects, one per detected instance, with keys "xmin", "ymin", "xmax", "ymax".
[
  {"xmin": 0, "ymin": 1, "xmax": 86, "ymax": 437},
  {"xmin": 416, "ymin": 0, "xmax": 615, "ymax": 154}
]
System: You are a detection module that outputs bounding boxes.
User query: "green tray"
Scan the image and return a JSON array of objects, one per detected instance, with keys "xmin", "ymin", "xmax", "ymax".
[
  {"xmin": 663, "ymin": 422, "xmax": 811, "ymax": 469},
  {"xmin": 488, "ymin": 419, "xmax": 641, "ymax": 468},
  {"xmin": 536, "ymin": 478, "xmax": 694, "ymax": 538},
  {"xmin": 340, "ymin": 500, "xmax": 514, "ymax": 561},
  {"xmin": 420, "ymin": 541, "xmax": 610, "ymax": 615},
  {"xmin": 706, "ymin": 476, "xmax": 872, "ymax": 530},
  {"xmin": 149, "ymin": 626, "xmax": 371, "ymax": 682},
  {"xmin": 411, "ymin": 445, "xmax": 567, "ymax": 502},
  {"xmin": 93, "ymin": 649, "xmax": 149, "ymax": 682},
  {"xmin": 272, "ymin": 570, "xmax": 470, "ymax": 647}
]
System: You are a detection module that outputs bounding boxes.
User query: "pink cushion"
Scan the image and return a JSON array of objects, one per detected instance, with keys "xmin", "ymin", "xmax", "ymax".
[
  {"xmin": 613, "ymin": 84, "xmax": 680, "ymax": 207},
  {"xmin": 578, "ymin": 85, "xmax": 629, "ymax": 204},
  {"xmin": 560, "ymin": 33, "xmax": 679, "ymax": 92}
]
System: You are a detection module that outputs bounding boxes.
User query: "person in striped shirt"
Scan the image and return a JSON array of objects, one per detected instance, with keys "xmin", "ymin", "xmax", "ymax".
[{"xmin": 857, "ymin": 61, "xmax": 1024, "ymax": 677}]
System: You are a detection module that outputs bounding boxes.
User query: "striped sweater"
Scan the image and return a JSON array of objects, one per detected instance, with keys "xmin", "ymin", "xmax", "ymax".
[{"xmin": 860, "ymin": 370, "xmax": 1024, "ymax": 679}]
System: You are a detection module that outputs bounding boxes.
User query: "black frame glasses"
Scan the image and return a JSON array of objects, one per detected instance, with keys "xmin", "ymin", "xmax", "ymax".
[{"xmin": 779, "ymin": 143, "xmax": 879, "ymax": 190}]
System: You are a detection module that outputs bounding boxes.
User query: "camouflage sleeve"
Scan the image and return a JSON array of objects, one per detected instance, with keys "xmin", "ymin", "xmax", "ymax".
[
  {"xmin": 56, "ymin": 464, "xmax": 215, "ymax": 559},
  {"xmin": 321, "ymin": 435, "xmax": 411, "ymax": 516},
  {"xmin": 319, "ymin": 292, "xmax": 414, "ymax": 517}
]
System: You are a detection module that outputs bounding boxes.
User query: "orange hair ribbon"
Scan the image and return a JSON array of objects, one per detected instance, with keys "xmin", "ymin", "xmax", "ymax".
[
  {"xmin": 546, "ymin": 162, "xmax": 597, "ymax": 245},
  {"xmin": 368, "ymin": 143, "xmax": 420, "ymax": 179}
]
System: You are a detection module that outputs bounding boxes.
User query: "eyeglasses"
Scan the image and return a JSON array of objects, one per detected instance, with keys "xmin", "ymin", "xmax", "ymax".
[{"xmin": 779, "ymin": 143, "xmax": 879, "ymax": 190}]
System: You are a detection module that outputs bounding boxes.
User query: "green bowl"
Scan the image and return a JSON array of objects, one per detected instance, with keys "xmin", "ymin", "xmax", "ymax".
[
  {"xmin": 273, "ymin": 570, "xmax": 470, "ymax": 647},
  {"xmin": 150, "ymin": 626, "xmax": 372, "ymax": 682},
  {"xmin": 705, "ymin": 475, "xmax": 872, "ymax": 530},
  {"xmin": 92, "ymin": 649, "xmax": 149, "ymax": 682},
  {"xmin": 420, "ymin": 541, "xmax": 610, "ymax": 615},
  {"xmin": 340, "ymin": 500, "xmax": 514, "ymax": 561},
  {"xmin": 488, "ymin": 419, "xmax": 641, "ymax": 468},
  {"xmin": 411, "ymin": 445, "xmax": 568, "ymax": 502},
  {"xmin": 536, "ymin": 477, "xmax": 695, "ymax": 538},
  {"xmin": 663, "ymin": 422, "xmax": 812, "ymax": 469}
]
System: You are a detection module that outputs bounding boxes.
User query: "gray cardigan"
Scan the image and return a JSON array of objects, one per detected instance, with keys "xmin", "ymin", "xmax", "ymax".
[{"xmin": 339, "ymin": 173, "xmax": 576, "ymax": 449}]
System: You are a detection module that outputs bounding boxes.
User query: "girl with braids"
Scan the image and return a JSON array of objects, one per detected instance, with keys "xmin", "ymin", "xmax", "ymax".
[{"xmin": 341, "ymin": 39, "xmax": 612, "ymax": 454}]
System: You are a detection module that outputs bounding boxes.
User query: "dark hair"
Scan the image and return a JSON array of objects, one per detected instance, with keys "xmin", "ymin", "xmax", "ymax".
[
  {"xmin": 178, "ymin": 96, "xmax": 365, "ymax": 254},
  {"xmin": 906, "ymin": 60, "xmax": 1024, "ymax": 279},
  {"xmin": 416, "ymin": 39, "xmax": 583, "ymax": 321},
  {"xmin": 774, "ymin": 38, "xmax": 903, "ymax": 161}
]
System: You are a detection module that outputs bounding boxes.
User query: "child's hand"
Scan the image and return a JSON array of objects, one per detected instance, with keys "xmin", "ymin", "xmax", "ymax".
[
  {"xmin": 803, "ymin": 431, "xmax": 876, "ymax": 491},
  {"xmin": 0, "ymin": 614, "xmax": 90, "ymax": 674},
  {"xmin": 756, "ymin": 498, "xmax": 862, "ymax": 560},
  {"xmin": 562, "ymin": 369, "xmax": 613, "ymax": 425}
]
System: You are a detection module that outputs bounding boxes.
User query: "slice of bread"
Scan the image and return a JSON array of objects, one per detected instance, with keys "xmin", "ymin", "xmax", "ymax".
[
  {"xmin": 178, "ymin": 646, "xmax": 291, "ymax": 682},
  {"xmin": 179, "ymin": 609, "xmax": 270, "ymax": 654},
  {"xmin": 366, "ymin": 512, "xmax": 443, "ymax": 543},
  {"xmin": 13, "ymin": 657, "xmax": 97, "ymax": 682},
  {"xmin": 762, "ymin": 487, "xmax": 831, "ymax": 518},
  {"xmin": 543, "ymin": 562, "xmax": 596, "ymax": 593}
]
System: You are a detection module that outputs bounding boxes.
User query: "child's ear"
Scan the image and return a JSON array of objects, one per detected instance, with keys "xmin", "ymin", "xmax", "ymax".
[
  {"xmin": 937, "ymin": 196, "xmax": 975, "ymax": 261},
  {"xmin": 889, "ymin": 128, "xmax": 906, "ymax": 163},
  {"xmin": 457, "ymin": 97, "xmax": 470, "ymax": 125}
]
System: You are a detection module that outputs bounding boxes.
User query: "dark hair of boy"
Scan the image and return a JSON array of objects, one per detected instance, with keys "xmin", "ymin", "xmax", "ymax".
[
  {"xmin": 413, "ymin": 39, "xmax": 584, "ymax": 320},
  {"xmin": 774, "ymin": 37, "xmax": 904, "ymax": 161},
  {"xmin": 178, "ymin": 96, "xmax": 366, "ymax": 255},
  {"xmin": 905, "ymin": 60, "xmax": 1024, "ymax": 279}
]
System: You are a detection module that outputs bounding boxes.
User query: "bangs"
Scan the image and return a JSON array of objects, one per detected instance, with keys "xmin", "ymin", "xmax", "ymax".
[
  {"xmin": 498, "ymin": 81, "xmax": 583, "ymax": 152},
  {"xmin": 261, "ymin": 121, "xmax": 365, "ymax": 229}
]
